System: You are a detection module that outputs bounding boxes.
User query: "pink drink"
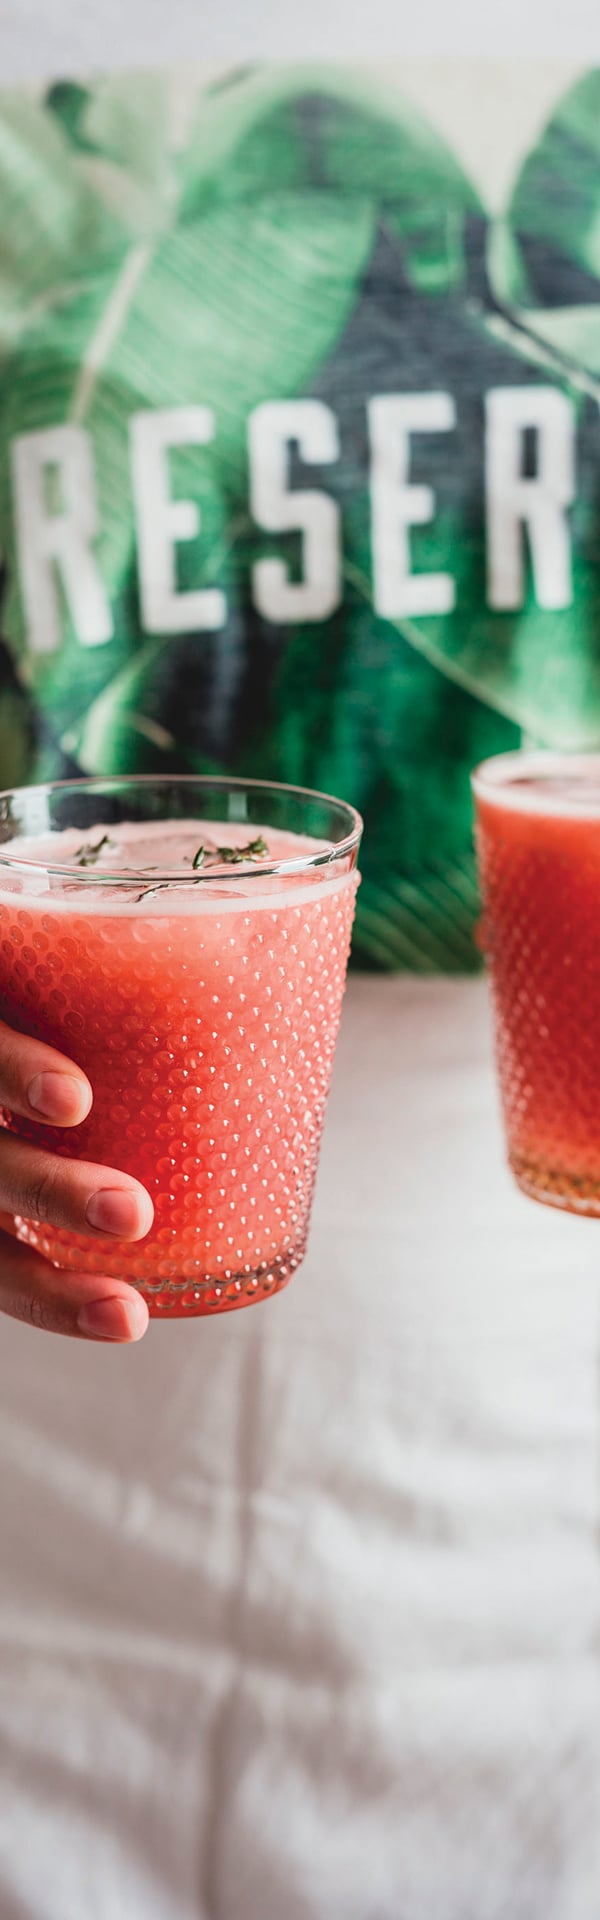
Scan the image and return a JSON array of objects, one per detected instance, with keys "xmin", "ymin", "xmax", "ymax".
[
  {"xmin": 473, "ymin": 752, "xmax": 600, "ymax": 1215},
  {"xmin": 0, "ymin": 782, "xmax": 361, "ymax": 1316}
]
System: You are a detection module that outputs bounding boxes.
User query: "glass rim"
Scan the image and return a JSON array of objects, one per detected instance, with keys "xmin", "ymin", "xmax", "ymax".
[
  {"xmin": 471, "ymin": 750, "xmax": 600, "ymax": 817},
  {"xmin": 0, "ymin": 773, "xmax": 363, "ymax": 885}
]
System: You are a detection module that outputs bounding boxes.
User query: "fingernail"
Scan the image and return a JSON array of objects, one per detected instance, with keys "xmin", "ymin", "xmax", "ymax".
[
  {"xmin": 78, "ymin": 1295, "xmax": 148, "ymax": 1341},
  {"xmin": 86, "ymin": 1188, "xmax": 152, "ymax": 1238},
  {"xmin": 28, "ymin": 1071, "xmax": 90, "ymax": 1124}
]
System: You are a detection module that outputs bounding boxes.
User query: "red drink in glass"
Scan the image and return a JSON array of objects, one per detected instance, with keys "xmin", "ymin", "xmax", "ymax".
[
  {"xmin": 473, "ymin": 751, "xmax": 600, "ymax": 1216},
  {"xmin": 0, "ymin": 778, "xmax": 361, "ymax": 1314}
]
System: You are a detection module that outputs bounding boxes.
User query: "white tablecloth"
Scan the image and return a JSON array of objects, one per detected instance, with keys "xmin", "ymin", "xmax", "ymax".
[{"xmin": 0, "ymin": 977, "xmax": 599, "ymax": 1920}]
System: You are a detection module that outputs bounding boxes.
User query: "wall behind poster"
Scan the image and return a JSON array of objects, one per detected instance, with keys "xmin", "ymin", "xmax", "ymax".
[
  {"xmin": 0, "ymin": 62, "xmax": 598, "ymax": 966},
  {"xmin": 1, "ymin": 0, "xmax": 598, "ymax": 68}
]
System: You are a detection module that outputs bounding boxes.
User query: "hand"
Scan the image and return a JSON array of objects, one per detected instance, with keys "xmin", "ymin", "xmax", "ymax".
[{"xmin": 0, "ymin": 1018, "xmax": 153, "ymax": 1342}]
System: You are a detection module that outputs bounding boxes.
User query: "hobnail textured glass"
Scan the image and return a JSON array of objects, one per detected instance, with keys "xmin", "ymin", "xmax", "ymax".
[
  {"xmin": 473, "ymin": 751, "xmax": 600, "ymax": 1216},
  {"xmin": 0, "ymin": 777, "xmax": 361, "ymax": 1315}
]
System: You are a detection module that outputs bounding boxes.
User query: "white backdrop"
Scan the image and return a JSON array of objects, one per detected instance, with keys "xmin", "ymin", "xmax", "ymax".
[{"xmin": 0, "ymin": 0, "xmax": 598, "ymax": 79}]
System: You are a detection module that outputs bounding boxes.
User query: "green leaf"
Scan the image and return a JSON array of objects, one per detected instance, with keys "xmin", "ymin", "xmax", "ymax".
[
  {"xmin": 487, "ymin": 215, "xmax": 534, "ymax": 308},
  {"xmin": 299, "ymin": 249, "xmax": 600, "ymax": 751},
  {"xmin": 0, "ymin": 73, "xmax": 378, "ymax": 771},
  {"xmin": 50, "ymin": 73, "xmax": 178, "ymax": 240},
  {"xmin": 0, "ymin": 686, "xmax": 34, "ymax": 788},
  {"xmin": 506, "ymin": 70, "xmax": 600, "ymax": 304},
  {"xmin": 0, "ymin": 90, "xmax": 128, "ymax": 349},
  {"xmin": 180, "ymin": 64, "xmax": 484, "ymax": 296},
  {"xmin": 45, "ymin": 82, "xmax": 92, "ymax": 150},
  {"xmin": 355, "ymin": 856, "xmax": 483, "ymax": 974},
  {"xmin": 242, "ymin": 584, "xmax": 518, "ymax": 972},
  {"xmin": 508, "ymin": 305, "xmax": 600, "ymax": 380},
  {"xmin": 0, "ymin": 635, "xmax": 35, "ymax": 787}
]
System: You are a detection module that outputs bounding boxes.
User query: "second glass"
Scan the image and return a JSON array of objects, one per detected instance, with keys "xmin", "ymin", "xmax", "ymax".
[
  {"xmin": 0, "ymin": 775, "xmax": 362, "ymax": 1315},
  {"xmin": 472, "ymin": 750, "xmax": 600, "ymax": 1217}
]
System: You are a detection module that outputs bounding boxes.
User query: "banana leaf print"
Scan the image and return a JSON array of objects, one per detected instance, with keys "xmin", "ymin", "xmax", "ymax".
[
  {"xmin": 0, "ymin": 65, "xmax": 597, "ymax": 968},
  {"xmin": 490, "ymin": 69, "xmax": 600, "ymax": 385}
]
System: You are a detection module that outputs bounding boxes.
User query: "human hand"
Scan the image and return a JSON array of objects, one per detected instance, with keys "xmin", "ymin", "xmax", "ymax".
[{"xmin": 0, "ymin": 1018, "xmax": 153, "ymax": 1341}]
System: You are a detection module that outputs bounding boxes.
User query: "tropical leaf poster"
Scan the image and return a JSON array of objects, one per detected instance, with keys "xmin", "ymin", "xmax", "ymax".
[{"xmin": 0, "ymin": 62, "xmax": 598, "ymax": 969}]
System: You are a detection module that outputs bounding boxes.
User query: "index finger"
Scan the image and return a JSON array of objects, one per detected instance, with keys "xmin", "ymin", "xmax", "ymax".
[{"xmin": 0, "ymin": 1016, "xmax": 92, "ymax": 1127}]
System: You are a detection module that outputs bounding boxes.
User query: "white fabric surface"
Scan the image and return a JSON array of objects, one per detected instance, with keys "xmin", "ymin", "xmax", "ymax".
[{"xmin": 0, "ymin": 976, "xmax": 599, "ymax": 1920}]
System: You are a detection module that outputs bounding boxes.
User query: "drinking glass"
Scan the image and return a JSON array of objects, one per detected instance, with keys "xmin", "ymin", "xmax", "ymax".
[
  {"xmin": 0, "ymin": 775, "xmax": 362, "ymax": 1314},
  {"xmin": 472, "ymin": 750, "xmax": 600, "ymax": 1216}
]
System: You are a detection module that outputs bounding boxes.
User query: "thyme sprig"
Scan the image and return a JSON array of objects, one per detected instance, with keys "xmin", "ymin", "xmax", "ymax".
[
  {"xmin": 137, "ymin": 835, "xmax": 270, "ymax": 902},
  {"xmin": 194, "ymin": 835, "xmax": 269, "ymax": 867},
  {"xmin": 73, "ymin": 833, "xmax": 117, "ymax": 867}
]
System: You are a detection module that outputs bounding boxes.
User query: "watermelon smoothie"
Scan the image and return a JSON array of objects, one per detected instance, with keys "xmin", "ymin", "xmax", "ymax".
[
  {"xmin": 473, "ymin": 752, "xmax": 600, "ymax": 1216},
  {"xmin": 0, "ymin": 779, "xmax": 361, "ymax": 1315}
]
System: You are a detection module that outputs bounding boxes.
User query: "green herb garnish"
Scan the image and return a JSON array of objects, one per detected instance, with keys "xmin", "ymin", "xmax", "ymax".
[
  {"xmin": 191, "ymin": 834, "xmax": 269, "ymax": 868},
  {"xmin": 138, "ymin": 835, "xmax": 269, "ymax": 900},
  {"xmin": 244, "ymin": 835, "xmax": 269, "ymax": 859},
  {"xmin": 136, "ymin": 883, "xmax": 169, "ymax": 902},
  {"xmin": 74, "ymin": 833, "xmax": 116, "ymax": 867}
]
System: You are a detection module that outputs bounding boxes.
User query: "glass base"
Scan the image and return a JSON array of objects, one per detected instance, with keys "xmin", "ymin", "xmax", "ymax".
[
  {"xmin": 137, "ymin": 1244, "xmax": 304, "ymax": 1317},
  {"xmin": 11, "ymin": 1216, "xmax": 308, "ymax": 1319},
  {"xmin": 512, "ymin": 1155, "xmax": 600, "ymax": 1219}
]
